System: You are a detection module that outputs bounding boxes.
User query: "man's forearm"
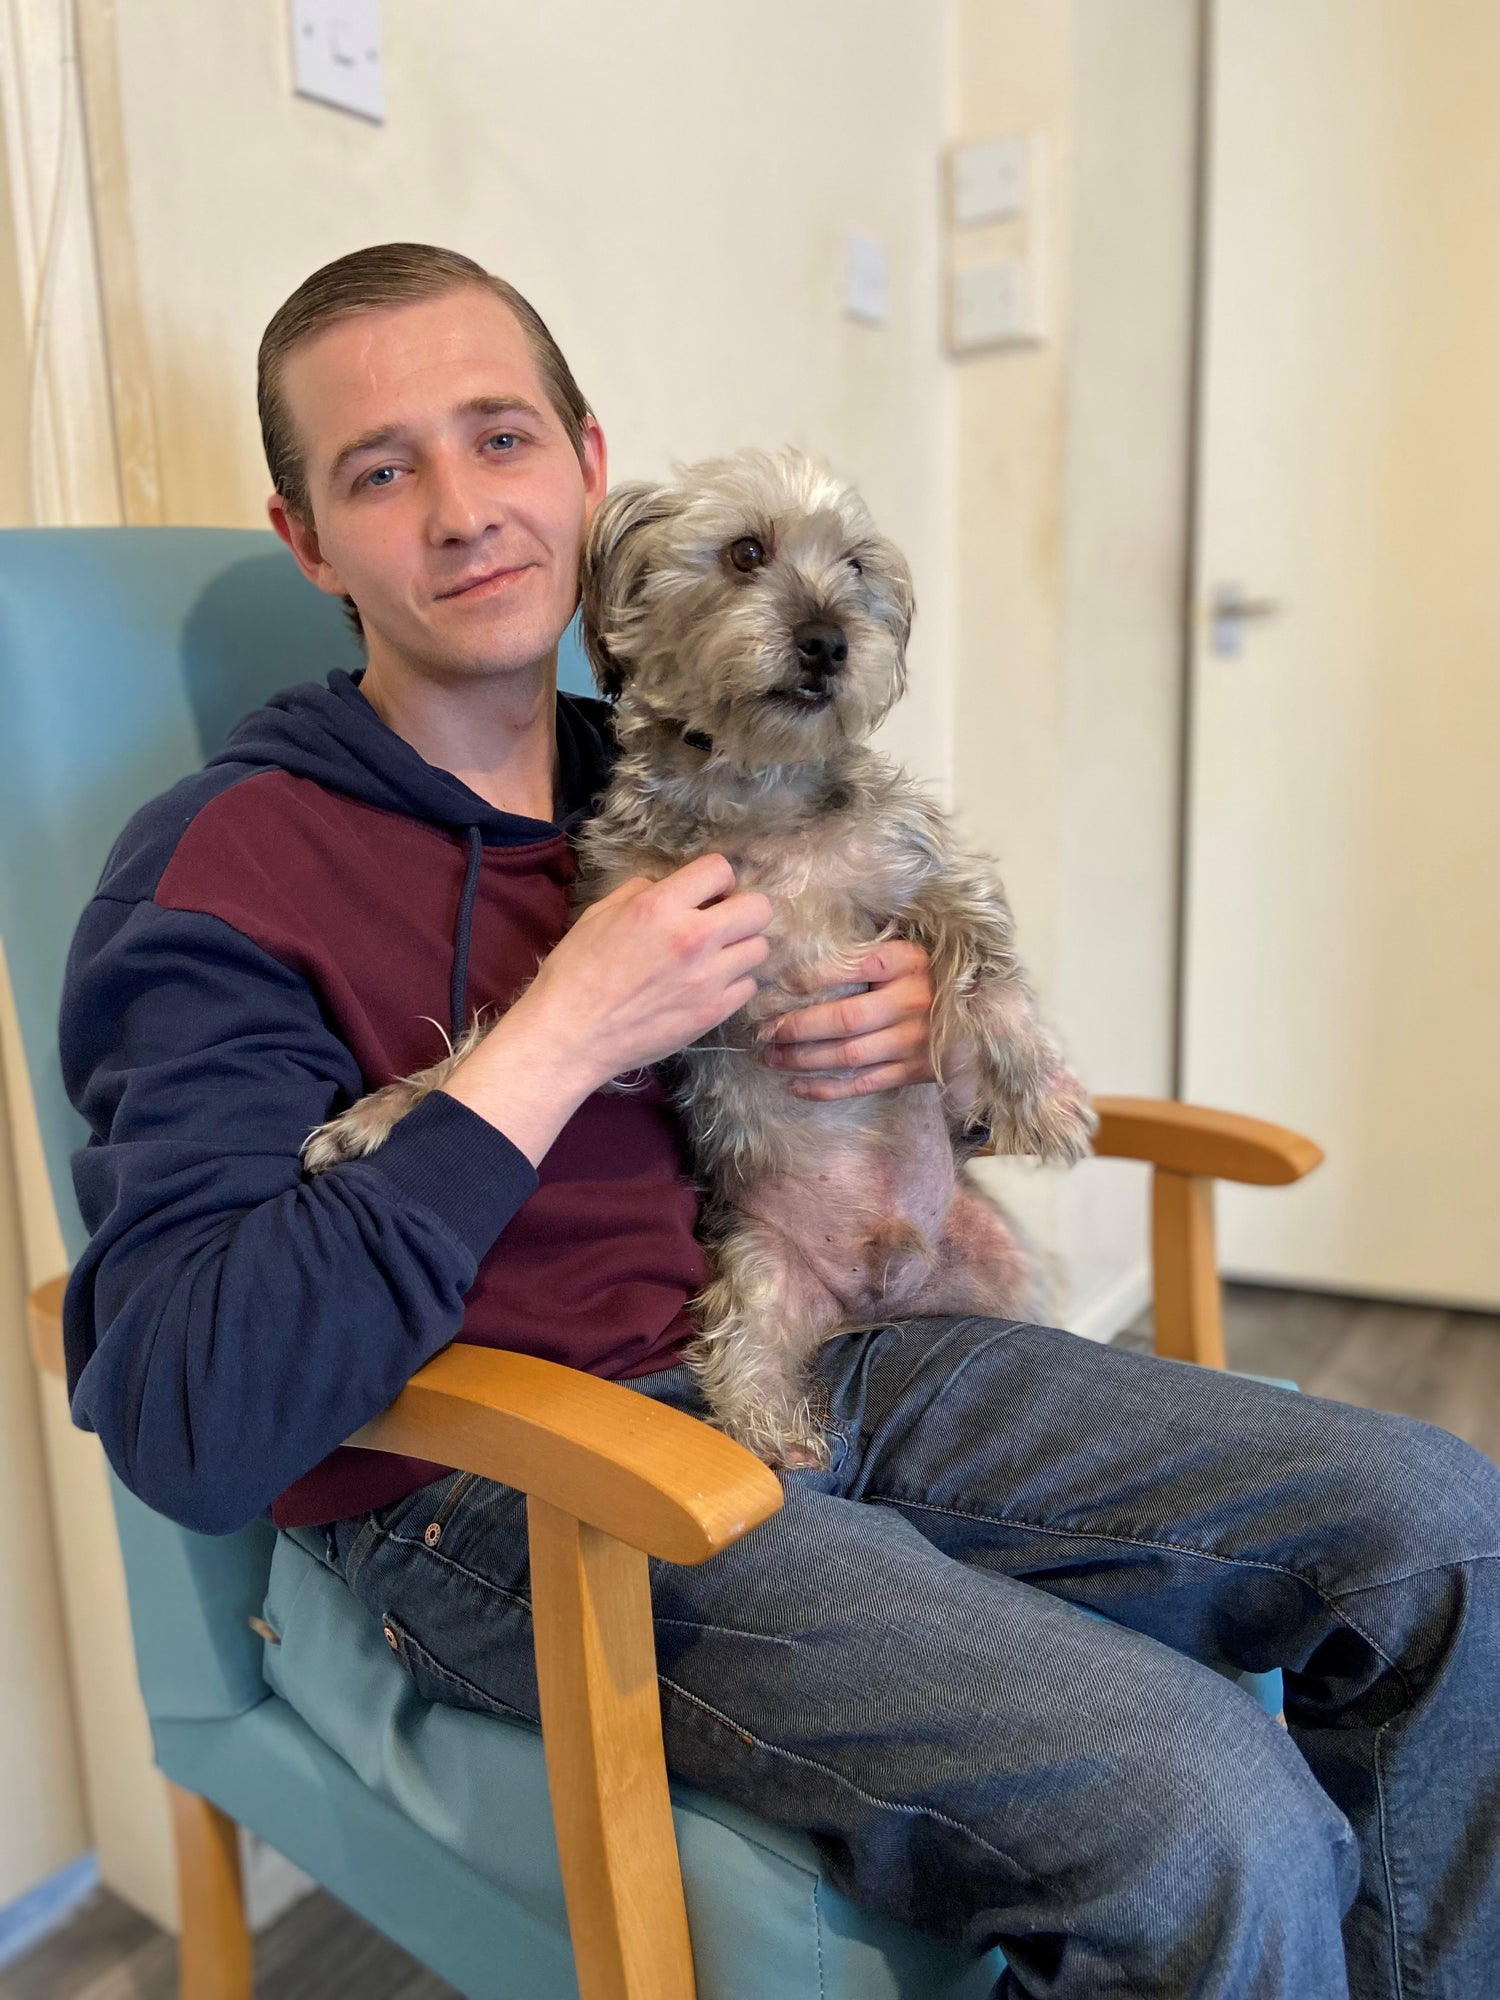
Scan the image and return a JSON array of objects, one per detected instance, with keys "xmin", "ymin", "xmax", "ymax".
[{"xmin": 440, "ymin": 997, "xmax": 602, "ymax": 1167}]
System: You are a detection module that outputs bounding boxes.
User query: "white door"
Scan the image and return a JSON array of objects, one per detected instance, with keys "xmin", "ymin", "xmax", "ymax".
[{"xmin": 1182, "ymin": 0, "xmax": 1500, "ymax": 1308}]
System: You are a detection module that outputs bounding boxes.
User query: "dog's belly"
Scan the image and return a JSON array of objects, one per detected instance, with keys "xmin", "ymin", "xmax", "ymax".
[{"xmin": 734, "ymin": 1083, "xmax": 957, "ymax": 1313}]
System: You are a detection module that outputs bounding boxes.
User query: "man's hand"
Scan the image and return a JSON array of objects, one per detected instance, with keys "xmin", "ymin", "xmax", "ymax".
[
  {"xmin": 757, "ymin": 941, "xmax": 980, "ymax": 1104},
  {"xmin": 443, "ymin": 854, "xmax": 773, "ymax": 1163}
]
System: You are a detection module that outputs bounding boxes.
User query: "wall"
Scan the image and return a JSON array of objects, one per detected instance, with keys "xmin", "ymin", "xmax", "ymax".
[
  {"xmin": 1052, "ymin": 0, "xmax": 1201, "ymax": 1318},
  {"xmin": 951, "ymin": 0, "xmax": 1200, "ymax": 1329},
  {"xmin": 0, "ymin": 101, "xmax": 90, "ymax": 1911}
]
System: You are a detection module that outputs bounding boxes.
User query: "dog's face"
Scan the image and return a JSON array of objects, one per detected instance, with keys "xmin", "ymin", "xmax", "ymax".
[{"xmin": 581, "ymin": 449, "xmax": 913, "ymax": 765}]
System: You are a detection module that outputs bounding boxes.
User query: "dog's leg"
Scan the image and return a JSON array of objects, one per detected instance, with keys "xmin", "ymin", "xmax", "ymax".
[
  {"xmin": 301, "ymin": 1020, "xmax": 490, "ymax": 1173},
  {"xmin": 904, "ymin": 1173, "xmax": 1053, "ymax": 1324},
  {"xmin": 894, "ymin": 807, "xmax": 1095, "ymax": 1166},
  {"xmin": 689, "ymin": 1216, "xmax": 847, "ymax": 1469}
]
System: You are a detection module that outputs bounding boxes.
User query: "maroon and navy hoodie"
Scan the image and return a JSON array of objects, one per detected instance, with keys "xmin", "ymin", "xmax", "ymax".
[{"xmin": 59, "ymin": 667, "xmax": 706, "ymax": 1536}]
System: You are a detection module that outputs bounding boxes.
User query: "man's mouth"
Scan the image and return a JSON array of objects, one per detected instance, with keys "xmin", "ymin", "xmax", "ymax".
[{"xmin": 435, "ymin": 563, "xmax": 534, "ymax": 602}]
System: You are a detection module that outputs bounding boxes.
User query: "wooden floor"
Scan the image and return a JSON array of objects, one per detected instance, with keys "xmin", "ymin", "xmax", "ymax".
[{"xmin": 7, "ymin": 1281, "xmax": 1498, "ymax": 2000}]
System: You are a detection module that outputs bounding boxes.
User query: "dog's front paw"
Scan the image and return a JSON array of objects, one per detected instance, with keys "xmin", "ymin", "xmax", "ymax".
[
  {"xmin": 1014, "ymin": 1070, "xmax": 1097, "ymax": 1167},
  {"xmin": 303, "ymin": 1078, "xmax": 429, "ymax": 1174}
]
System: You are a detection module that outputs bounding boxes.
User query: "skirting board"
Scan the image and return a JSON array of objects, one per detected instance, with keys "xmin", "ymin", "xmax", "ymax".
[
  {"xmin": 0, "ymin": 1853, "xmax": 98, "ymax": 1972},
  {"xmin": 1065, "ymin": 1260, "xmax": 1151, "ymax": 1346}
]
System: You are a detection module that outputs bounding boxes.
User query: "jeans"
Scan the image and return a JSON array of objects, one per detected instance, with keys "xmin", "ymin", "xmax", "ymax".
[{"xmin": 295, "ymin": 1316, "xmax": 1500, "ymax": 1997}]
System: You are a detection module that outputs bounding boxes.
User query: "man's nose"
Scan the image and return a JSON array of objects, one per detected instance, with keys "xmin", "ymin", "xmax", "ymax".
[{"xmin": 426, "ymin": 455, "xmax": 495, "ymax": 544}]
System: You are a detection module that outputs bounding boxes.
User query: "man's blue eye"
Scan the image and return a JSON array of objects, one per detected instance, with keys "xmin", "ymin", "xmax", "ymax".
[
  {"xmin": 487, "ymin": 433, "xmax": 519, "ymax": 452},
  {"xmin": 365, "ymin": 466, "xmax": 397, "ymax": 487}
]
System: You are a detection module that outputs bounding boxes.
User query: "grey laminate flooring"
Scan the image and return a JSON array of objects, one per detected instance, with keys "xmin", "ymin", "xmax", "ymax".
[{"xmin": 8, "ymin": 1281, "xmax": 1498, "ymax": 2000}]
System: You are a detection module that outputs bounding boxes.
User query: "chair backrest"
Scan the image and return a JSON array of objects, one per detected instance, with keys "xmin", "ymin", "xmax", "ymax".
[{"xmin": 0, "ymin": 526, "xmax": 594, "ymax": 1721}]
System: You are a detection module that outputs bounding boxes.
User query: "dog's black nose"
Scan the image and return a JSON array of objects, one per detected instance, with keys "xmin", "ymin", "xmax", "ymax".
[{"xmin": 792, "ymin": 621, "xmax": 849, "ymax": 672}]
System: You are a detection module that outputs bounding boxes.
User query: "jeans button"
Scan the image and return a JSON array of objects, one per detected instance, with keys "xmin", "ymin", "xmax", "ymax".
[
  {"xmin": 383, "ymin": 1620, "xmax": 399, "ymax": 1653},
  {"xmin": 423, "ymin": 1522, "xmax": 442, "ymax": 1548}
]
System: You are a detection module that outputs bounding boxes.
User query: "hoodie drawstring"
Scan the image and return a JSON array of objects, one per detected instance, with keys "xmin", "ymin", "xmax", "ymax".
[{"xmin": 450, "ymin": 825, "xmax": 483, "ymax": 1044}]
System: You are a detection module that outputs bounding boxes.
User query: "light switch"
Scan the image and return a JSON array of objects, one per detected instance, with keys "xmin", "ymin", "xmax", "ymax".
[
  {"xmin": 843, "ymin": 231, "xmax": 890, "ymax": 327},
  {"xmin": 292, "ymin": 0, "xmax": 385, "ymax": 124},
  {"xmin": 950, "ymin": 134, "xmax": 1031, "ymax": 227},
  {"xmin": 949, "ymin": 259, "xmax": 1041, "ymax": 351}
]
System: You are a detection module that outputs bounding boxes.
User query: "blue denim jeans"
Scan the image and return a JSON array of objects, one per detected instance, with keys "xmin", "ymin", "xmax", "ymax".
[{"xmin": 297, "ymin": 1316, "xmax": 1500, "ymax": 1997}]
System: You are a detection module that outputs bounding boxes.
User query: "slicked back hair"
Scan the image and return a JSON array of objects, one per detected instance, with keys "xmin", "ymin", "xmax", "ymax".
[{"xmin": 257, "ymin": 242, "xmax": 593, "ymax": 524}]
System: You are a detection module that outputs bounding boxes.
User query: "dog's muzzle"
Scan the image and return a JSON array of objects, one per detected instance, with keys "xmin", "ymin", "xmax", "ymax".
[{"xmin": 776, "ymin": 620, "xmax": 847, "ymax": 706}]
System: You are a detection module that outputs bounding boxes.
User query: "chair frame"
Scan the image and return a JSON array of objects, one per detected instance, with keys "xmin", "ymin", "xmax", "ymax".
[{"xmin": 27, "ymin": 1094, "xmax": 1321, "ymax": 2000}]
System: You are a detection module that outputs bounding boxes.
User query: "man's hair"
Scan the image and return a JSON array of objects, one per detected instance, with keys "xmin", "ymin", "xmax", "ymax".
[{"xmin": 257, "ymin": 242, "xmax": 593, "ymax": 522}]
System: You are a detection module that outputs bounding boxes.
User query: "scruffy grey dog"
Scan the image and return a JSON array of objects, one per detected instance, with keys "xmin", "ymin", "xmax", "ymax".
[{"xmin": 305, "ymin": 449, "xmax": 1094, "ymax": 1467}]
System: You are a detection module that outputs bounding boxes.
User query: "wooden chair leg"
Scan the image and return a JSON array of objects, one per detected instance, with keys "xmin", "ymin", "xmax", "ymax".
[
  {"xmin": 1151, "ymin": 1167, "xmax": 1229, "ymax": 1369},
  {"xmin": 528, "ymin": 1496, "xmax": 696, "ymax": 2000},
  {"xmin": 167, "ymin": 1780, "xmax": 252, "ymax": 2000}
]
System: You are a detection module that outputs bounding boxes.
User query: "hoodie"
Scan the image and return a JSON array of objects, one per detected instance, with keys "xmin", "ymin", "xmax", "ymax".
[{"xmin": 59, "ymin": 668, "xmax": 706, "ymax": 1536}]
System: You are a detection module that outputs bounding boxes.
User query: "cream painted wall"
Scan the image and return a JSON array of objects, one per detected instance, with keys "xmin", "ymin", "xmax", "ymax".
[
  {"xmin": 952, "ymin": 0, "xmax": 1199, "ymax": 1328},
  {"xmin": 1052, "ymin": 0, "xmax": 1200, "ymax": 1319},
  {"xmin": 0, "ymin": 107, "xmax": 90, "ymax": 1910}
]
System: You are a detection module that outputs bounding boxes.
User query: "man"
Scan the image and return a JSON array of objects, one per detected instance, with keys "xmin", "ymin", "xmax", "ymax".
[{"xmin": 62, "ymin": 245, "xmax": 1500, "ymax": 1997}]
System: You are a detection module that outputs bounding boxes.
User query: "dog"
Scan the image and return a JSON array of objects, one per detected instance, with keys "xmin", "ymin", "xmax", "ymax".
[{"xmin": 305, "ymin": 448, "xmax": 1095, "ymax": 1467}]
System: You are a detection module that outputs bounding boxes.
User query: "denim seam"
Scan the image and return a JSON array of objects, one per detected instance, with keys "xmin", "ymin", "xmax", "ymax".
[
  {"xmin": 1374, "ymin": 1718, "xmax": 1406, "ymax": 2000},
  {"xmin": 1331, "ymin": 1548, "xmax": 1500, "ymax": 1600},
  {"xmin": 654, "ymin": 1616, "xmax": 797, "ymax": 1647},
  {"xmin": 343, "ymin": 1514, "xmax": 387, "ymax": 1595},
  {"xmin": 871, "ymin": 1492, "xmax": 1419, "ymax": 1699},
  {"xmin": 658, "ymin": 1675, "xmax": 1048, "ymax": 1893}
]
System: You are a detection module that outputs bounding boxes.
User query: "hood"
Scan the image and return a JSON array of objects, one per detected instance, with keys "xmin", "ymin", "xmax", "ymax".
[
  {"xmin": 206, "ymin": 667, "xmax": 618, "ymax": 843},
  {"xmin": 205, "ymin": 666, "xmax": 618, "ymax": 1041}
]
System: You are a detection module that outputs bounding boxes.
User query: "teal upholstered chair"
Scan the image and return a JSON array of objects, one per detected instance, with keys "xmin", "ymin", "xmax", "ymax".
[{"xmin": 5, "ymin": 528, "xmax": 1313, "ymax": 2000}]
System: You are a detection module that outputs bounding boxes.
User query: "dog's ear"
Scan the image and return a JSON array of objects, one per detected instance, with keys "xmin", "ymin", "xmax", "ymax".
[
  {"xmin": 580, "ymin": 481, "xmax": 673, "ymax": 700},
  {"xmin": 872, "ymin": 532, "xmax": 915, "ymax": 659}
]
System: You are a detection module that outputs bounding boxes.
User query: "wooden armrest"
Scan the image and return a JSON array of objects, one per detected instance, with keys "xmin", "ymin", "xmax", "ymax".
[
  {"xmin": 27, "ymin": 1276, "xmax": 779, "ymax": 1566},
  {"xmin": 349, "ymin": 1342, "xmax": 782, "ymax": 1566},
  {"xmin": 1089, "ymin": 1095, "xmax": 1323, "ymax": 1186},
  {"xmin": 28, "ymin": 1274, "xmax": 66, "ymax": 1378}
]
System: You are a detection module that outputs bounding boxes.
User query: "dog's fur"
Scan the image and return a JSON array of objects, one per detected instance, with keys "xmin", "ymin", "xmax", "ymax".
[{"xmin": 304, "ymin": 449, "xmax": 1094, "ymax": 1466}]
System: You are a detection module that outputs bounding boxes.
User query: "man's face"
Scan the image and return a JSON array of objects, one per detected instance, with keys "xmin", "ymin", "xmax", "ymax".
[{"xmin": 270, "ymin": 285, "xmax": 606, "ymax": 681}]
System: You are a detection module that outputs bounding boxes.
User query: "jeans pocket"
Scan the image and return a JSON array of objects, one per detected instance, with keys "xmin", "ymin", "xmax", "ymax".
[{"xmin": 377, "ymin": 1610, "xmax": 540, "ymax": 1731}]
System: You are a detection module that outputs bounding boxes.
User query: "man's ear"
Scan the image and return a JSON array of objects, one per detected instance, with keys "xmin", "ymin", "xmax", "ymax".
[
  {"xmin": 580, "ymin": 480, "xmax": 672, "ymax": 700},
  {"xmin": 268, "ymin": 493, "xmax": 348, "ymax": 600}
]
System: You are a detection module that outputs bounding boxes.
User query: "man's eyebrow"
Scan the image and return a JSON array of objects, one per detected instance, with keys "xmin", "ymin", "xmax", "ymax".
[{"xmin": 327, "ymin": 398, "xmax": 549, "ymax": 482}]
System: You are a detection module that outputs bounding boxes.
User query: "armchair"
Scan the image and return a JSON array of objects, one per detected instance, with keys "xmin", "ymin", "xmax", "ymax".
[{"xmin": 5, "ymin": 528, "xmax": 1319, "ymax": 2000}]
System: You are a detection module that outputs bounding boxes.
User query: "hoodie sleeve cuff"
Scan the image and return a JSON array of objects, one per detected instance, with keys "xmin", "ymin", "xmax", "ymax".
[{"xmin": 357, "ymin": 1087, "xmax": 539, "ymax": 1262}]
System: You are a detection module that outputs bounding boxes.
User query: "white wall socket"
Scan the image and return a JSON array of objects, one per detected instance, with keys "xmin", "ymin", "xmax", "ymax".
[
  {"xmin": 291, "ymin": 0, "xmax": 385, "ymax": 124},
  {"xmin": 950, "ymin": 134, "xmax": 1031, "ymax": 227},
  {"xmin": 843, "ymin": 231, "xmax": 891, "ymax": 326},
  {"xmin": 949, "ymin": 259, "xmax": 1042, "ymax": 351}
]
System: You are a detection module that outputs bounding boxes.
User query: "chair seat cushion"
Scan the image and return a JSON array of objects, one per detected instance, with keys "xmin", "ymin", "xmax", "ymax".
[{"xmin": 262, "ymin": 1533, "xmax": 1006, "ymax": 2000}]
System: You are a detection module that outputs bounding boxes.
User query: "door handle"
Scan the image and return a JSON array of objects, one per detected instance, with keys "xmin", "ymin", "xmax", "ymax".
[{"xmin": 1209, "ymin": 582, "xmax": 1284, "ymax": 658}]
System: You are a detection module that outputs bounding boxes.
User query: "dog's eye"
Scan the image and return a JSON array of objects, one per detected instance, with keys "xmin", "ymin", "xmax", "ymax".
[
  {"xmin": 728, "ymin": 537, "xmax": 767, "ymax": 573},
  {"xmin": 847, "ymin": 555, "xmax": 863, "ymax": 575}
]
